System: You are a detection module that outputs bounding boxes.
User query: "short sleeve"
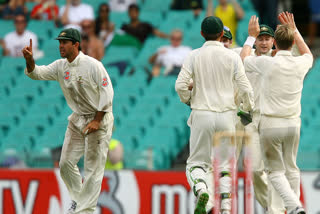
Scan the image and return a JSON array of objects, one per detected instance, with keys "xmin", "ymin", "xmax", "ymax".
[{"xmin": 92, "ymin": 62, "xmax": 114, "ymax": 112}]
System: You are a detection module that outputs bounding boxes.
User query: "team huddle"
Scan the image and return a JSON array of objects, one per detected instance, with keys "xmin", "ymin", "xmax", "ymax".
[{"xmin": 176, "ymin": 12, "xmax": 313, "ymax": 214}]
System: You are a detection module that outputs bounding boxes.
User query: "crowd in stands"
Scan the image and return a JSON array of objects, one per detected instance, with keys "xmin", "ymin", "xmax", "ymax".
[{"xmin": 0, "ymin": 0, "xmax": 318, "ymax": 64}]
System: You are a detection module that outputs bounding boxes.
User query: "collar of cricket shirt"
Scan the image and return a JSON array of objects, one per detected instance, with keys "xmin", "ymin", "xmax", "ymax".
[
  {"xmin": 275, "ymin": 50, "xmax": 292, "ymax": 57},
  {"xmin": 67, "ymin": 51, "xmax": 83, "ymax": 67},
  {"xmin": 202, "ymin": 41, "xmax": 224, "ymax": 47}
]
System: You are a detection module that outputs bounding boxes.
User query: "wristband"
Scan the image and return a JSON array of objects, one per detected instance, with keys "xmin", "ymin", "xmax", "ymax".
[{"xmin": 244, "ymin": 36, "xmax": 256, "ymax": 48}]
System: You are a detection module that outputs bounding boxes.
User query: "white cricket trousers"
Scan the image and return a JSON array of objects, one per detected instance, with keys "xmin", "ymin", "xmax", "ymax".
[
  {"xmin": 186, "ymin": 109, "xmax": 236, "ymax": 212},
  {"xmin": 236, "ymin": 112, "xmax": 285, "ymax": 213},
  {"xmin": 59, "ymin": 112, "xmax": 114, "ymax": 214},
  {"xmin": 259, "ymin": 116, "xmax": 302, "ymax": 213}
]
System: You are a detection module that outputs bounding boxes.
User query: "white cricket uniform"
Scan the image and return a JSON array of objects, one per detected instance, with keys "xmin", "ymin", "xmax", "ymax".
[
  {"xmin": 233, "ymin": 48, "xmax": 277, "ymax": 211},
  {"xmin": 244, "ymin": 51, "xmax": 313, "ymax": 212},
  {"xmin": 25, "ymin": 52, "xmax": 114, "ymax": 214},
  {"xmin": 175, "ymin": 41, "xmax": 254, "ymax": 211}
]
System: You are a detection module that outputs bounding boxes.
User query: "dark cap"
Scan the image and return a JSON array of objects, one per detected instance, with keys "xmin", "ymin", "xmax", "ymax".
[
  {"xmin": 223, "ymin": 26, "xmax": 232, "ymax": 40},
  {"xmin": 201, "ymin": 16, "xmax": 223, "ymax": 35},
  {"xmin": 259, "ymin": 24, "xmax": 274, "ymax": 37},
  {"xmin": 55, "ymin": 28, "xmax": 81, "ymax": 43}
]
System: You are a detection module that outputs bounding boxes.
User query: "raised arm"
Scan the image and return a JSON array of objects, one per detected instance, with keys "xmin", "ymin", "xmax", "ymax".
[
  {"xmin": 231, "ymin": 0, "xmax": 244, "ymax": 20},
  {"xmin": 60, "ymin": 0, "xmax": 71, "ymax": 25},
  {"xmin": 278, "ymin": 12, "xmax": 312, "ymax": 57},
  {"xmin": 240, "ymin": 15, "xmax": 260, "ymax": 61},
  {"xmin": 22, "ymin": 38, "xmax": 58, "ymax": 80},
  {"xmin": 153, "ymin": 29, "xmax": 169, "ymax": 39},
  {"xmin": 22, "ymin": 39, "xmax": 35, "ymax": 73},
  {"xmin": 206, "ymin": 0, "xmax": 214, "ymax": 17}
]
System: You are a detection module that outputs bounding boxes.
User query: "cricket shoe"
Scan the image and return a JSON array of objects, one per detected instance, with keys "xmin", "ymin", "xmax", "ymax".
[
  {"xmin": 194, "ymin": 190, "xmax": 209, "ymax": 214},
  {"xmin": 67, "ymin": 200, "xmax": 77, "ymax": 214},
  {"xmin": 221, "ymin": 210, "xmax": 230, "ymax": 214},
  {"xmin": 289, "ymin": 206, "xmax": 306, "ymax": 214}
]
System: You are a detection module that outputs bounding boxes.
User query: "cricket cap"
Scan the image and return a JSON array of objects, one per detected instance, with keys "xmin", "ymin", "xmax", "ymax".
[
  {"xmin": 259, "ymin": 24, "xmax": 274, "ymax": 37},
  {"xmin": 55, "ymin": 28, "xmax": 81, "ymax": 43},
  {"xmin": 201, "ymin": 16, "xmax": 223, "ymax": 35},
  {"xmin": 223, "ymin": 26, "xmax": 232, "ymax": 40}
]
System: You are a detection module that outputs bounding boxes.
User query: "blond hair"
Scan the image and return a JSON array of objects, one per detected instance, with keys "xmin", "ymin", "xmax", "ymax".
[{"xmin": 274, "ymin": 24, "xmax": 294, "ymax": 50}]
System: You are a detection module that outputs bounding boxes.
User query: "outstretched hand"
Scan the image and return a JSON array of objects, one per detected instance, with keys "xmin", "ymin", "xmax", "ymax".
[
  {"xmin": 22, "ymin": 39, "xmax": 33, "ymax": 60},
  {"xmin": 278, "ymin": 12, "xmax": 296, "ymax": 30},
  {"xmin": 248, "ymin": 15, "xmax": 260, "ymax": 38}
]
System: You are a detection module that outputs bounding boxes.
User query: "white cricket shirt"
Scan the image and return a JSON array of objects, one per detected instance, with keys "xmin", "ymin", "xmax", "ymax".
[
  {"xmin": 234, "ymin": 48, "xmax": 272, "ymax": 112},
  {"xmin": 244, "ymin": 51, "xmax": 313, "ymax": 118},
  {"xmin": 25, "ymin": 52, "xmax": 114, "ymax": 115},
  {"xmin": 175, "ymin": 41, "xmax": 254, "ymax": 112}
]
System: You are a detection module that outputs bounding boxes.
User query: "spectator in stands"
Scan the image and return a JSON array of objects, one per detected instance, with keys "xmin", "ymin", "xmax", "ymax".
[
  {"xmin": 308, "ymin": 0, "xmax": 320, "ymax": 48},
  {"xmin": 206, "ymin": 0, "xmax": 244, "ymax": 46},
  {"xmin": 0, "ymin": 156, "xmax": 27, "ymax": 168},
  {"xmin": 2, "ymin": 0, "xmax": 27, "ymax": 20},
  {"xmin": 80, "ymin": 33, "xmax": 89, "ymax": 55},
  {"xmin": 171, "ymin": 0, "xmax": 203, "ymax": 17},
  {"xmin": 80, "ymin": 19, "xmax": 104, "ymax": 60},
  {"xmin": 108, "ymin": 0, "xmax": 136, "ymax": 12},
  {"xmin": 149, "ymin": 29, "xmax": 191, "ymax": 77},
  {"xmin": 251, "ymin": 0, "xmax": 278, "ymax": 30},
  {"xmin": 95, "ymin": 3, "xmax": 115, "ymax": 47},
  {"xmin": 1, "ymin": 14, "xmax": 42, "ymax": 58},
  {"xmin": 105, "ymin": 138, "xmax": 124, "ymax": 170},
  {"xmin": 221, "ymin": 26, "xmax": 233, "ymax": 48},
  {"xmin": 58, "ymin": 0, "xmax": 94, "ymax": 30},
  {"xmin": 30, "ymin": 0, "xmax": 59, "ymax": 21},
  {"xmin": 0, "ymin": 0, "xmax": 9, "ymax": 16},
  {"xmin": 121, "ymin": 4, "xmax": 168, "ymax": 44}
]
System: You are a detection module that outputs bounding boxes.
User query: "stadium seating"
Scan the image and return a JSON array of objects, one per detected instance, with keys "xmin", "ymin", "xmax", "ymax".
[{"xmin": 0, "ymin": 0, "xmax": 319, "ymax": 170}]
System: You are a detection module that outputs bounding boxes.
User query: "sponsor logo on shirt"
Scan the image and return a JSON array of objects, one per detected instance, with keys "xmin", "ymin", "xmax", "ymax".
[
  {"xmin": 64, "ymin": 71, "xmax": 70, "ymax": 80},
  {"xmin": 102, "ymin": 77, "xmax": 108, "ymax": 87}
]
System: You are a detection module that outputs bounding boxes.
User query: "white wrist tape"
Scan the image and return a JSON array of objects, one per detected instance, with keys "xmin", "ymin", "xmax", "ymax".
[{"xmin": 244, "ymin": 36, "xmax": 256, "ymax": 48}]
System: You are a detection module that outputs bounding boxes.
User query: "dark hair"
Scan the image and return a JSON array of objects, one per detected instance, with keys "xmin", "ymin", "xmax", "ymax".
[
  {"xmin": 98, "ymin": 3, "xmax": 110, "ymax": 13},
  {"xmin": 95, "ymin": 3, "xmax": 111, "ymax": 36},
  {"xmin": 202, "ymin": 32, "xmax": 223, "ymax": 41},
  {"xmin": 71, "ymin": 40, "xmax": 81, "ymax": 51},
  {"xmin": 128, "ymin": 3, "xmax": 139, "ymax": 11},
  {"xmin": 14, "ymin": 13, "xmax": 27, "ymax": 23}
]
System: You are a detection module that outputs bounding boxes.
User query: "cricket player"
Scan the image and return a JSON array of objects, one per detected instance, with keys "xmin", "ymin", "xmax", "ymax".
[
  {"xmin": 240, "ymin": 13, "xmax": 313, "ymax": 214},
  {"xmin": 221, "ymin": 26, "xmax": 233, "ymax": 48},
  {"xmin": 235, "ymin": 23, "xmax": 288, "ymax": 213},
  {"xmin": 220, "ymin": 23, "xmax": 284, "ymax": 213},
  {"xmin": 22, "ymin": 28, "xmax": 114, "ymax": 214},
  {"xmin": 175, "ymin": 16, "xmax": 254, "ymax": 214}
]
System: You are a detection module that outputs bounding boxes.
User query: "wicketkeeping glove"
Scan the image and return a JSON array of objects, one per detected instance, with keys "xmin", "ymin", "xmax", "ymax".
[{"xmin": 237, "ymin": 109, "xmax": 252, "ymax": 126}]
